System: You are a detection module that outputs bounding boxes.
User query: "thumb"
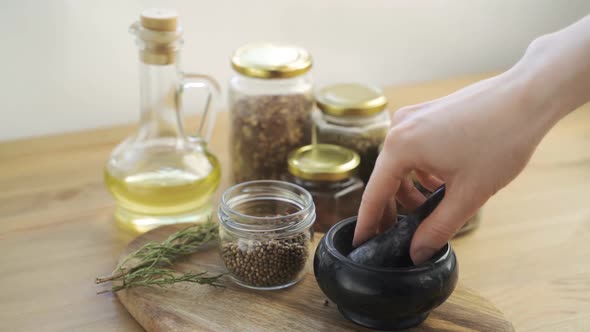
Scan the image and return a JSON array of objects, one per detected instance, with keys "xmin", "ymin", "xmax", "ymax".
[{"xmin": 410, "ymin": 186, "xmax": 480, "ymax": 265}]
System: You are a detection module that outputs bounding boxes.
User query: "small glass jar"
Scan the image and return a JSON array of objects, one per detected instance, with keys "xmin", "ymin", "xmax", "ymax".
[
  {"xmin": 313, "ymin": 83, "xmax": 391, "ymax": 184},
  {"xmin": 287, "ymin": 144, "xmax": 364, "ymax": 233},
  {"xmin": 218, "ymin": 180, "xmax": 315, "ymax": 290},
  {"xmin": 228, "ymin": 43, "xmax": 314, "ymax": 183}
]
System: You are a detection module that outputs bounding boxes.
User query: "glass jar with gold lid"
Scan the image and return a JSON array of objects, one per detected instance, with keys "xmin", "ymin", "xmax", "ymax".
[
  {"xmin": 229, "ymin": 43, "xmax": 314, "ymax": 183},
  {"xmin": 313, "ymin": 83, "xmax": 391, "ymax": 184},
  {"xmin": 286, "ymin": 144, "xmax": 364, "ymax": 233}
]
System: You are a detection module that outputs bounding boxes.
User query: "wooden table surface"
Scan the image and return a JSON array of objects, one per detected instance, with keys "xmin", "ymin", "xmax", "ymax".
[{"xmin": 1, "ymin": 73, "xmax": 589, "ymax": 331}]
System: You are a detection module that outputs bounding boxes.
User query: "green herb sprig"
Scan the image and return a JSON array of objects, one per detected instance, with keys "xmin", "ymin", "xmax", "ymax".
[{"xmin": 96, "ymin": 221, "xmax": 225, "ymax": 293}]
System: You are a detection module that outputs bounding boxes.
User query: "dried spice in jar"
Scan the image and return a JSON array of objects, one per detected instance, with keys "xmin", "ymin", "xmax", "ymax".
[
  {"xmin": 229, "ymin": 43, "xmax": 313, "ymax": 182},
  {"xmin": 286, "ymin": 144, "xmax": 364, "ymax": 233},
  {"xmin": 231, "ymin": 94, "xmax": 312, "ymax": 182},
  {"xmin": 221, "ymin": 233, "xmax": 309, "ymax": 288},
  {"xmin": 313, "ymin": 83, "xmax": 391, "ymax": 184},
  {"xmin": 218, "ymin": 180, "xmax": 315, "ymax": 290}
]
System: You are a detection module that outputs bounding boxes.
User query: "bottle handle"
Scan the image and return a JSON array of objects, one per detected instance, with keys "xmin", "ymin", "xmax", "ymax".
[{"xmin": 178, "ymin": 73, "xmax": 221, "ymax": 144}]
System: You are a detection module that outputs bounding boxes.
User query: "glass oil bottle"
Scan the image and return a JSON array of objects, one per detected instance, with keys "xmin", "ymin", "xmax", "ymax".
[{"xmin": 104, "ymin": 9, "xmax": 221, "ymax": 233}]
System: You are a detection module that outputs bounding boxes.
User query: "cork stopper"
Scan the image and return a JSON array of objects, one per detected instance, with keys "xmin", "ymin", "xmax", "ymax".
[
  {"xmin": 140, "ymin": 8, "xmax": 178, "ymax": 32},
  {"xmin": 131, "ymin": 8, "xmax": 182, "ymax": 65}
]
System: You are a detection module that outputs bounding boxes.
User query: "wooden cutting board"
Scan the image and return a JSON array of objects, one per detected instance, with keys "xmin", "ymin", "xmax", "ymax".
[{"xmin": 115, "ymin": 225, "xmax": 514, "ymax": 331}]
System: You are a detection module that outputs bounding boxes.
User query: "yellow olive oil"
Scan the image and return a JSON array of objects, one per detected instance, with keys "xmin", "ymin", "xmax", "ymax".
[{"xmin": 105, "ymin": 151, "xmax": 221, "ymax": 233}]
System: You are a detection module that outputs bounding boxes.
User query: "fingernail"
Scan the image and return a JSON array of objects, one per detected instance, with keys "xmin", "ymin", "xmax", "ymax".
[{"xmin": 412, "ymin": 248, "xmax": 437, "ymax": 265}]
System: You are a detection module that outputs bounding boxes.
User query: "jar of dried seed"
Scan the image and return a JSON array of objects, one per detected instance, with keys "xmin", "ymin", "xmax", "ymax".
[
  {"xmin": 313, "ymin": 83, "xmax": 391, "ymax": 184},
  {"xmin": 229, "ymin": 43, "xmax": 314, "ymax": 183},
  {"xmin": 218, "ymin": 180, "xmax": 315, "ymax": 290},
  {"xmin": 286, "ymin": 144, "xmax": 364, "ymax": 233}
]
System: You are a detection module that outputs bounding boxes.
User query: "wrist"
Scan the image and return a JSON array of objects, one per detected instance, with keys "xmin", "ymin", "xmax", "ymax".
[
  {"xmin": 513, "ymin": 19, "xmax": 590, "ymax": 124},
  {"xmin": 507, "ymin": 37, "xmax": 575, "ymax": 129}
]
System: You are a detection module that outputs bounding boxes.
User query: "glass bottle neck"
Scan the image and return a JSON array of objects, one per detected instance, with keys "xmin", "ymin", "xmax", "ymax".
[{"xmin": 138, "ymin": 56, "xmax": 185, "ymax": 139}]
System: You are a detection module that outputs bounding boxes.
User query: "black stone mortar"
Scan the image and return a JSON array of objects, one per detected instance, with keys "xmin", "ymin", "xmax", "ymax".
[{"xmin": 313, "ymin": 217, "xmax": 458, "ymax": 330}]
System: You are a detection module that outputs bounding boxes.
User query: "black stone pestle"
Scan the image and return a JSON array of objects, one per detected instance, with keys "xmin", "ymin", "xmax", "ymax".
[{"xmin": 348, "ymin": 185, "xmax": 446, "ymax": 267}]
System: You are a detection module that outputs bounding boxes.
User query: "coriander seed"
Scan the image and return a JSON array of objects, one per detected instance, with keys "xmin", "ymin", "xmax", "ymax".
[{"xmin": 218, "ymin": 180, "xmax": 315, "ymax": 290}]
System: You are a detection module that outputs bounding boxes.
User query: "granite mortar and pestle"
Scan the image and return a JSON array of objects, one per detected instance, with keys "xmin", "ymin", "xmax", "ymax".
[{"xmin": 314, "ymin": 185, "xmax": 458, "ymax": 330}]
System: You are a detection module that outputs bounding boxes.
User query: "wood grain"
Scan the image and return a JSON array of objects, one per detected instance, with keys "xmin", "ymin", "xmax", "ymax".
[
  {"xmin": 116, "ymin": 225, "xmax": 513, "ymax": 332},
  {"xmin": 1, "ymin": 72, "xmax": 589, "ymax": 331}
]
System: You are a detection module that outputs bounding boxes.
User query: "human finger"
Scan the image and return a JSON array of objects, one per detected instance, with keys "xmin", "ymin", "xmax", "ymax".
[
  {"xmin": 353, "ymin": 152, "xmax": 406, "ymax": 246},
  {"xmin": 396, "ymin": 175, "xmax": 427, "ymax": 211},
  {"xmin": 409, "ymin": 186, "xmax": 478, "ymax": 264},
  {"xmin": 414, "ymin": 170, "xmax": 445, "ymax": 192}
]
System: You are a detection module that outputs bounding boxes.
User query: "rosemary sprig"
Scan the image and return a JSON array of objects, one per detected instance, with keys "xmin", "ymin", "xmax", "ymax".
[
  {"xmin": 97, "ymin": 267, "xmax": 225, "ymax": 294},
  {"xmin": 96, "ymin": 221, "xmax": 224, "ymax": 293}
]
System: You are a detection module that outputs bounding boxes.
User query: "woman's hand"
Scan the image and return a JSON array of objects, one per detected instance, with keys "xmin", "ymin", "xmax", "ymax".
[
  {"xmin": 353, "ymin": 67, "xmax": 553, "ymax": 264},
  {"xmin": 353, "ymin": 15, "xmax": 590, "ymax": 265}
]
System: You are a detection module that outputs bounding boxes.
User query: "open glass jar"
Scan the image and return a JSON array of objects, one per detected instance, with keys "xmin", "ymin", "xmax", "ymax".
[
  {"xmin": 218, "ymin": 180, "xmax": 315, "ymax": 290},
  {"xmin": 228, "ymin": 43, "xmax": 314, "ymax": 183},
  {"xmin": 313, "ymin": 83, "xmax": 391, "ymax": 183},
  {"xmin": 287, "ymin": 144, "xmax": 364, "ymax": 233}
]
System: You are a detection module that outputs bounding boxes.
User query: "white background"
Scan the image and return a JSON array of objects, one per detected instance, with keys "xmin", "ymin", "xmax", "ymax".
[{"xmin": 1, "ymin": 1, "xmax": 589, "ymax": 141}]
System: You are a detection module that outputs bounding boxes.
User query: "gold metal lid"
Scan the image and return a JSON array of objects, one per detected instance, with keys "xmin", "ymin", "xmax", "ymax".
[
  {"xmin": 315, "ymin": 83, "xmax": 388, "ymax": 116},
  {"xmin": 140, "ymin": 8, "xmax": 178, "ymax": 32},
  {"xmin": 288, "ymin": 144, "xmax": 360, "ymax": 181},
  {"xmin": 231, "ymin": 43, "xmax": 312, "ymax": 79}
]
